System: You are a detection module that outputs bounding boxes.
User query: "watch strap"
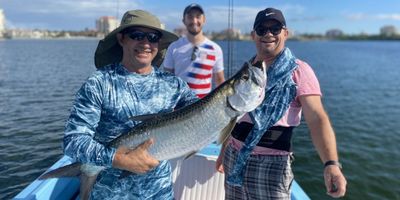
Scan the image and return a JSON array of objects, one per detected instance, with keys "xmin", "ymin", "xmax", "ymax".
[{"xmin": 324, "ymin": 160, "xmax": 342, "ymax": 169}]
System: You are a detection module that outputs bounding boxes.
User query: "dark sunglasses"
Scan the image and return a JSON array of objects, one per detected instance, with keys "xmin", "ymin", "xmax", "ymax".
[
  {"xmin": 125, "ymin": 31, "xmax": 162, "ymax": 43},
  {"xmin": 255, "ymin": 25, "xmax": 285, "ymax": 36},
  {"xmin": 191, "ymin": 46, "xmax": 198, "ymax": 61}
]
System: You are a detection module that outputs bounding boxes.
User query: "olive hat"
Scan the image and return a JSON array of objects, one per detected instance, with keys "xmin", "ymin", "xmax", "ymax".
[{"xmin": 94, "ymin": 10, "xmax": 178, "ymax": 68}]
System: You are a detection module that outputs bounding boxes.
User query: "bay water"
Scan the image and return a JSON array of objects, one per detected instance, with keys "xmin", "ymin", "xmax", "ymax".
[{"xmin": 0, "ymin": 39, "xmax": 399, "ymax": 199}]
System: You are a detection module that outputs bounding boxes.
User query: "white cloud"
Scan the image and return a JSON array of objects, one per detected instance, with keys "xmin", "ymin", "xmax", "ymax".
[
  {"xmin": 376, "ymin": 14, "xmax": 400, "ymax": 20},
  {"xmin": 202, "ymin": 4, "xmax": 308, "ymax": 33},
  {"xmin": 19, "ymin": 0, "xmax": 139, "ymax": 17},
  {"xmin": 346, "ymin": 13, "xmax": 368, "ymax": 21},
  {"xmin": 206, "ymin": 6, "xmax": 259, "ymax": 32},
  {"xmin": 2, "ymin": 0, "xmax": 146, "ymax": 29},
  {"xmin": 347, "ymin": 13, "xmax": 400, "ymax": 21}
]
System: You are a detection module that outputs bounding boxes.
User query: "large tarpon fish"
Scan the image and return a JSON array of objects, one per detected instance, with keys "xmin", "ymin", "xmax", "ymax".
[{"xmin": 39, "ymin": 60, "xmax": 267, "ymax": 200}]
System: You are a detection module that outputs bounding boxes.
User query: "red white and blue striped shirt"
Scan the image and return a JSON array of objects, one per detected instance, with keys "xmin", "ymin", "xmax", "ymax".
[{"xmin": 162, "ymin": 37, "xmax": 224, "ymax": 98}]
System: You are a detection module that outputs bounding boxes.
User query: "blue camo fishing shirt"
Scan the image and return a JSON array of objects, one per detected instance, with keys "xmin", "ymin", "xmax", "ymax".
[{"xmin": 63, "ymin": 63, "xmax": 198, "ymax": 199}]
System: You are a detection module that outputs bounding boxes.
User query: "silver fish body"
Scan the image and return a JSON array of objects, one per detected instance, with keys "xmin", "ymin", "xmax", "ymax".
[
  {"xmin": 112, "ymin": 60, "xmax": 266, "ymax": 160},
  {"xmin": 39, "ymin": 60, "xmax": 267, "ymax": 200}
]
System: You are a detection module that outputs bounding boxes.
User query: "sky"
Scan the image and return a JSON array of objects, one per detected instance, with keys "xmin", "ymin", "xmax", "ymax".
[{"xmin": 1, "ymin": 0, "xmax": 400, "ymax": 35}]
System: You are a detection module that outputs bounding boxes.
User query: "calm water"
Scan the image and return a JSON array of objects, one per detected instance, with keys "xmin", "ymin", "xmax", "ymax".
[{"xmin": 1, "ymin": 39, "xmax": 399, "ymax": 200}]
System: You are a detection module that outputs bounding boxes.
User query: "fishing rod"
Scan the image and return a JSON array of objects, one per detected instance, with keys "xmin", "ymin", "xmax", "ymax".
[{"xmin": 227, "ymin": 0, "xmax": 234, "ymax": 78}]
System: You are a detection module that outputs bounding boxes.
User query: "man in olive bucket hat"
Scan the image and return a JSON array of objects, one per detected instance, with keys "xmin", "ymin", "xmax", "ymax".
[
  {"xmin": 95, "ymin": 10, "xmax": 178, "ymax": 68},
  {"xmin": 63, "ymin": 10, "xmax": 198, "ymax": 199}
]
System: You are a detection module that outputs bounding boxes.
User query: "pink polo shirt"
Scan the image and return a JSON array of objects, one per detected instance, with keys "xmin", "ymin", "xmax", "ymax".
[{"xmin": 230, "ymin": 59, "xmax": 322, "ymax": 155}]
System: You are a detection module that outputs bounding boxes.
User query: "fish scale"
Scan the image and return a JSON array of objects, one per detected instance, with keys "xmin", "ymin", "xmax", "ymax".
[{"xmin": 113, "ymin": 94, "xmax": 235, "ymax": 160}]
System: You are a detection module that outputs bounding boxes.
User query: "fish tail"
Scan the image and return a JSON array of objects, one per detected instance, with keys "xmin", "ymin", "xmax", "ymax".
[
  {"xmin": 39, "ymin": 163, "xmax": 100, "ymax": 200},
  {"xmin": 39, "ymin": 162, "xmax": 82, "ymax": 179},
  {"xmin": 79, "ymin": 172, "xmax": 99, "ymax": 200}
]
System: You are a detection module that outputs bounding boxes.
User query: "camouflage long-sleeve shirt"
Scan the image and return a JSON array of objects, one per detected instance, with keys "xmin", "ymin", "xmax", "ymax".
[{"xmin": 63, "ymin": 63, "xmax": 197, "ymax": 199}]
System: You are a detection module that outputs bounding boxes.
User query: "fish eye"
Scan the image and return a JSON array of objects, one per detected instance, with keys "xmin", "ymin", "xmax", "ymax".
[{"xmin": 242, "ymin": 73, "xmax": 249, "ymax": 80}]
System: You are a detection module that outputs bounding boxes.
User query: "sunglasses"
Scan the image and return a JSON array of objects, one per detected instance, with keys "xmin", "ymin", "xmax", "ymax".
[
  {"xmin": 255, "ymin": 25, "xmax": 285, "ymax": 36},
  {"xmin": 191, "ymin": 46, "xmax": 198, "ymax": 61},
  {"xmin": 125, "ymin": 31, "xmax": 162, "ymax": 43}
]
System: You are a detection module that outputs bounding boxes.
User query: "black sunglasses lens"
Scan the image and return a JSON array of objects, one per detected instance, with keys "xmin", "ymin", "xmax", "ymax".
[
  {"xmin": 255, "ymin": 26, "xmax": 283, "ymax": 36},
  {"xmin": 255, "ymin": 28, "xmax": 267, "ymax": 36},
  {"xmin": 128, "ymin": 32, "xmax": 145, "ymax": 41},
  {"xmin": 146, "ymin": 33, "xmax": 161, "ymax": 43},
  {"xmin": 128, "ymin": 31, "xmax": 161, "ymax": 43},
  {"xmin": 270, "ymin": 26, "xmax": 282, "ymax": 35}
]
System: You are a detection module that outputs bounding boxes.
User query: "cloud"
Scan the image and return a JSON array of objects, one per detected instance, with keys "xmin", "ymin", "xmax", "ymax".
[
  {"xmin": 206, "ymin": 6, "xmax": 259, "ymax": 32},
  {"xmin": 347, "ymin": 13, "xmax": 400, "ymax": 21},
  {"xmin": 6, "ymin": 20, "xmax": 50, "ymax": 30},
  {"xmin": 279, "ymin": 4, "xmax": 306, "ymax": 14},
  {"xmin": 376, "ymin": 14, "xmax": 400, "ymax": 20},
  {"xmin": 2, "ymin": 0, "xmax": 145, "ymax": 30},
  {"xmin": 141, "ymin": 5, "xmax": 263, "ymax": 33},
  {"xmin": 289, "ymin": 16, "xmax": 326, "ymax": 22},
  {"xmin": 209, "ymin": 4, "xmax": 319, "ymax": 33},
  {"xmin": 13, "ymin": 0, "xmax": 139, "ymax": 17},
  {"xmin": 346, "ymin": 13, "xmax": 367, "ymax": 21},
  {"xmin": 194, "ymin": 4, "xmax": 309, "ymax": 33}
]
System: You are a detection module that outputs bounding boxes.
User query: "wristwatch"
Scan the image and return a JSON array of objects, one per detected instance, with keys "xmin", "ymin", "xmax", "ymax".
[{"xmin": 324, "ymin": 160, "xmax": 342, "ymax": 170}]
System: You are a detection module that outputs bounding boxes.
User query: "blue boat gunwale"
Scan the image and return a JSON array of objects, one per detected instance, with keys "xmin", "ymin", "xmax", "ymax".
[{"xmin": 14, "ymin": 144, "xmax": 310, "ymax": 200}]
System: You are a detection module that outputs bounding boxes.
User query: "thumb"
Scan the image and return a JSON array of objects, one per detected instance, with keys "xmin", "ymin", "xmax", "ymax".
[
  {"xmin": 217, "ymin": 164, "xmax": 224, "ymax": 173},
  {"xmin": 140, "ymin": 138, "xmax": 155, "ymax": 150}
]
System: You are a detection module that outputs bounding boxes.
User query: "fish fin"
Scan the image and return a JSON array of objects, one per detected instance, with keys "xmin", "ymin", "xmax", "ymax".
[
  {"xmin": 217, "ymin": 118, "xmax": 237, "ymax": 144},
  {"xmin": 79, "ymin": 172, "xmax": 99, "ymax": 200},
  {"xmin": 183, "ymin": 151, "xmax": 198, "ymax": 160},
  {"xmin": 39, "ymin": 162, "xmax": 82, "ymax": 179},
  {"xmin": 118, "ymin": 170, "xmax": 133, "ymax": 179}
]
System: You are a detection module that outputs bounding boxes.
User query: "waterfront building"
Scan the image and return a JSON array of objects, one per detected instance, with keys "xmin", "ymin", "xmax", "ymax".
[
  {"xmin": 0, "ymin": 9, "xmax": 5, "ymax": 38},
  {"xmin": 380, "ymin": 25, "xmax": 398, "ymax": 37},
  {"xmin": 326, "ymin": 29, "xmax": 344, "ymax": 38},
  {"xmin": 96, "ymin": 16, "xmax": 118, "ymax": 35}
]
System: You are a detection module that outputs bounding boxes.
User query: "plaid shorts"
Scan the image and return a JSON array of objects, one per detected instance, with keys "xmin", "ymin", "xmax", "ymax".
[{"xmin": 223, "ymin": 144, "xmax": 294, "ymax": 200}]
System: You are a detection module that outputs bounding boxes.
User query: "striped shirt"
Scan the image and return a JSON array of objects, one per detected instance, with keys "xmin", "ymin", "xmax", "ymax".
[{"xmin": 162, "ymin": 37, "xmax": 224, "ymax": 98}]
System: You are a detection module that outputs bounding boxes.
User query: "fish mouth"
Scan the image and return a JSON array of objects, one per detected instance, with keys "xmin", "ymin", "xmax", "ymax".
[
  {"xmin": 226, "ymin": 60, "xmax": 267, "ymax": 113},
  {"xmin": 249, "ymin": 61, "xmax": 267, "ymax": 87},
  {"xmin": 251, "ymin": 60, "xmax": 266, "ymax": 72}
]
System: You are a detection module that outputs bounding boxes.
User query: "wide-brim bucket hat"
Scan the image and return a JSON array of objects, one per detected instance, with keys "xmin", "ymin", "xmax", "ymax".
[{"xmin": 94, "ymin": 9, "xmax": 178, "ymax": 68}]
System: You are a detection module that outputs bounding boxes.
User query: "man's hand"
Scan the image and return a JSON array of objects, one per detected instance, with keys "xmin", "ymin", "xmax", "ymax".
[
  {"xmin": 215, "ymin": 153, "xmax": 225, "ymax": 173},
  {"xmin": 112, "ymin": 138, "xmax": 160, "ymax": 174},
  {"xmin": 215, "ymin": 144, "xmax": 227, "ymax": 173},
  {"xmin": 324, "ymin": 165, "xmax": 347, "ymax": 198}
]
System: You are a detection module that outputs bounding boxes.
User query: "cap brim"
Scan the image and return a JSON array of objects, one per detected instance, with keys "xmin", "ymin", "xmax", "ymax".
[
  {"xmin": 94, "ymin": 24, "xmax": 178, "ymax": 68},
  {"xmin": 254, "ymin": 18, "xmax": 285, "ymax": 29}
]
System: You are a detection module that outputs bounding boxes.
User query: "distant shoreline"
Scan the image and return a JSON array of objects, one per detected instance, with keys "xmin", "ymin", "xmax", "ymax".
[{"xmin": 2, "ymin": 36, "xmax": 400, "ymax": 42}]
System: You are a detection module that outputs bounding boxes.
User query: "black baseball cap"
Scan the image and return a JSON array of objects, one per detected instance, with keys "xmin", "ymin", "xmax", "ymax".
[
  {"xmin": 253, "ymin": 8, "xmax": 286, "ymax": 29},
  {"xmin": 183, "ymin": 3, "xmax": 204, "ymax": 16}
]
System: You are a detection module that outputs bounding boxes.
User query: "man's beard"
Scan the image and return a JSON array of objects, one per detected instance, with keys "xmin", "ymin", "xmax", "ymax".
[
  {"xmin": 187, "ymin": 25, "xmax": 201, "ymax": 36},
  {"xmin": 188, "ymin": 29, "xmax": 201, "ymax": 36}
]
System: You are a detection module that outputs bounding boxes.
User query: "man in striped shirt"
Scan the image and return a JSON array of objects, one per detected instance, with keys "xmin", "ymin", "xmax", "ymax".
[{"xmin": 162, "ymin": 3, "xmax": 225, "ymax": 98}]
